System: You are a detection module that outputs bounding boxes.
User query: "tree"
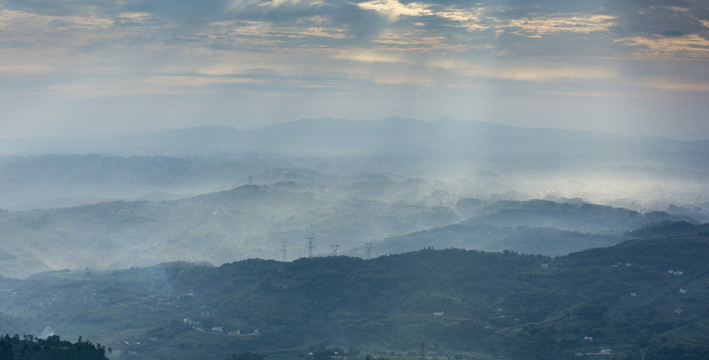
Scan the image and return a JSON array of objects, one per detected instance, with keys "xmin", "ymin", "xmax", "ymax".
[{"xmin": 0, "ymin": 337, "xmax": 14, "ymax": 360}]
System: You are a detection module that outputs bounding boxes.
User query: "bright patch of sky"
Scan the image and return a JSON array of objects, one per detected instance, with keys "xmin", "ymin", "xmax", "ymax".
[{"xmin": 1, "ymin": 0, "xmax": 708, "ymax": 139}]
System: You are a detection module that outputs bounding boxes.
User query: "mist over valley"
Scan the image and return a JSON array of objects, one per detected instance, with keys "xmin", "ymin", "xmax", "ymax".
[
  {"xmin": 1, "ymin": 118, "xmax": 708, "ymax": 279},
  {"xmin": 3, "ymin": 0, "xmax": 709, "ymax": 357},
  {"xmin": 0, "ymin": 117, "xmax": 708, "ymax": 360},
  {"xmin": 1, "ymin": 118, "xmax": 709, "ymax": 359}
]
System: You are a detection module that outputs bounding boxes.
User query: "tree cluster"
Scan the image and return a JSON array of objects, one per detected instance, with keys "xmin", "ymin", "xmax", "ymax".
[{"xmin": 0, "ymin": 334, "xmax": 109, "ymax": 360}]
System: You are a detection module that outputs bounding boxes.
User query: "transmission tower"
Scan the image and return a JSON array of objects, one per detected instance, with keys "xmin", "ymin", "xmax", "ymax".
[
  {"xmin": 282, "ymin": 240, "xmax": 288, "ymax": 262},
  {"xmin": 306, "ymin": 236, "xmax": 315, "ymax": 258},
  {"xmin": 330, "ymin": 244, "xmax": 339, "ymax": 257},
  {"xmin": 365, "ymin": 242, "xmax": 373, "ymax": 260},
  {"xmin": 420, "ymin": 343, "xmax": 426, "ymax": 360}
]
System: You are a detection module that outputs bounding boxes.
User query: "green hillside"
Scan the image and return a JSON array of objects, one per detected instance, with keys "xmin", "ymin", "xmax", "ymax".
[{"xmin": 1, "ymin": 236, "xmax": 708, "ymax": 360}]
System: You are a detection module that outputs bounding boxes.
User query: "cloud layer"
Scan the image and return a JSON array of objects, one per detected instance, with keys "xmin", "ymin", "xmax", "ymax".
[{"xmin": 1, "ymin": 0, "xmax": 708, "ymax": 139}]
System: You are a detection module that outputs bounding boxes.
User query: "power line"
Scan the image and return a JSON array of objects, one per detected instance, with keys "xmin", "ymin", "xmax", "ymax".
[
  {"xmin": 365, "ymin": 242, "xmax": 373, "ymax": 260},
  {"xmin": 306, "ymin": 236, "xmax": 315, "ymax": 258}
]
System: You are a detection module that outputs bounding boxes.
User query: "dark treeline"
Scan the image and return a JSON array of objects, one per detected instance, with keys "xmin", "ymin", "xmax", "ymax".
[{"xmin": 0, "ymin": 334, "xmax": 109, "ymax": 360}]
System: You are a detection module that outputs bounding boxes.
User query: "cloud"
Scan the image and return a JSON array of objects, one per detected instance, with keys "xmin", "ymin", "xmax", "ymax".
[
  {"xmin": 1, "ymin": 0, "xmax": 708, "ymax": 140},
  {"xmin": 435, "ymin": 8, "xmax": 489, "ymax": 31},
  {"xmin": 48, "ymin": 75, "xmax": 265, "ymax": 97},
  {"xmin": 608, "ymin": 2, "xmax": 709, "ymax": 40},
  {"xmin": 425, "ymin": 58, "xmax": 617, "ymax": 84},
  {"xmin": 196, "ymin": 61, "xmax": 260, "ymax": 76},
  {"xmin": 506, "ymin": 14, "xmax": 615, "ymax": 38},
  {"xmin": 117, "ymin": 11, "xmax": 152, "ymax": 23},
  {"xmin": 0, "ymin": 8, "xmax": 115, "ymax": 44},
  {"xmin": 356, "ymin": 0, "xmax": 432, "ymax": 22},
  {"xmin": 0, "ymin": 64, "xmax": 55, "ymax": 74},
  {"xmin": 355, "ymin": 0, "xmax": 490, "ymax": 32},
  {"xmin": 496, "ymin": 65, "xmax": 617, "ymax": 82},
  {"xmin": 642, "ymin": 81, "xmax": 709, "ymax": 93},
  {"xmin": 334, "ymin": 49, "xmax": 408, "ymax": 63},
  {"xmin": 372, "ymin": 30, "xmax": 449, "ymax": 49},
  {"xmin": 228, "ymin": 0, "xmax": 320, "ymax": 11},
  {"xmin": 538, "ymin": 90, "xmax": 642, "ymax": 98},
  {"xmin": 616, "ymin": 34, "xmax": 709, "ymax": 60}
]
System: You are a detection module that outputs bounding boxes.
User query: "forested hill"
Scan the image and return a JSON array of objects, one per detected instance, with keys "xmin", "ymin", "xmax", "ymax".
[
  {"xmin": 0, "ymin": 334, "xmax": 109, "ymax": 360},
  {"xmin": 1, "ymin": 236, "xmax": 708, "ymax": 360}
]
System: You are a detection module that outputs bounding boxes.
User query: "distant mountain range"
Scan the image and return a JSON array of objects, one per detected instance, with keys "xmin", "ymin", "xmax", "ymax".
[
  {"xmin": 4, "ymin": 117, "xmax": 709, "ymax": 160},
  {"xmin": 2, "ymin": 118, "xmax": 707, "ymax": 211}
]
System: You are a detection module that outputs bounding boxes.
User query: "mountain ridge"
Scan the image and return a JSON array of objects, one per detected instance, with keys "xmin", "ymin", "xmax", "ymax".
[
  {"xmin": 0, "ymin": 190, "xmax": 704, "ymax": 279},
  {"xmin": 3, "ymin": 117, "xmax": 708, "ymax": 156}
]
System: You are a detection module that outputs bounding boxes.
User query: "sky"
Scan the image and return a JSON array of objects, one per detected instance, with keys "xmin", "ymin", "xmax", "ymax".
[{"xmin": 1, "ymin": 0, "xmax": 709, "ymax": 140}]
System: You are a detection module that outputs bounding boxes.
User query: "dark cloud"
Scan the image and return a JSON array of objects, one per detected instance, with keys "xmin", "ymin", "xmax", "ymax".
[
  {"xmin": 122, "ymin": 0, "xmax": 230, "ymax": 24},
  {"xmin": 661, "ymin": 30, "xmax": 683, "ymax": 37},
  {"xmin": 466, "ymin": 0, "xmax": 709, "ymax": 41},
  {"xmin": 3, "ymin": 0, "xmax": 112, "ymax": 16},
  {"xmin": 622, "ymin": 9, "xmax": 701, "ymax": 35},
  {"xmin": 478, "ymin": 0, "xmax": 611, "ymax": 19},
  {"xmin": 329, "ymin": 4, "xmax": 391, "ymax": 40}
]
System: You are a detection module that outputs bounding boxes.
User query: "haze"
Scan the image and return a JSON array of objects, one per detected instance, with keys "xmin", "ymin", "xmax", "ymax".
[
  {"xmin": 2, "ymin": 3, "xmax": 709, "ymax": 358},
  {"xmin": 1, "ymin": 0, "xmax": 709, "ymax": 278},
  {"xmin": 0, "ymin": 117, "xmax": 707, "ymax": 279}
]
